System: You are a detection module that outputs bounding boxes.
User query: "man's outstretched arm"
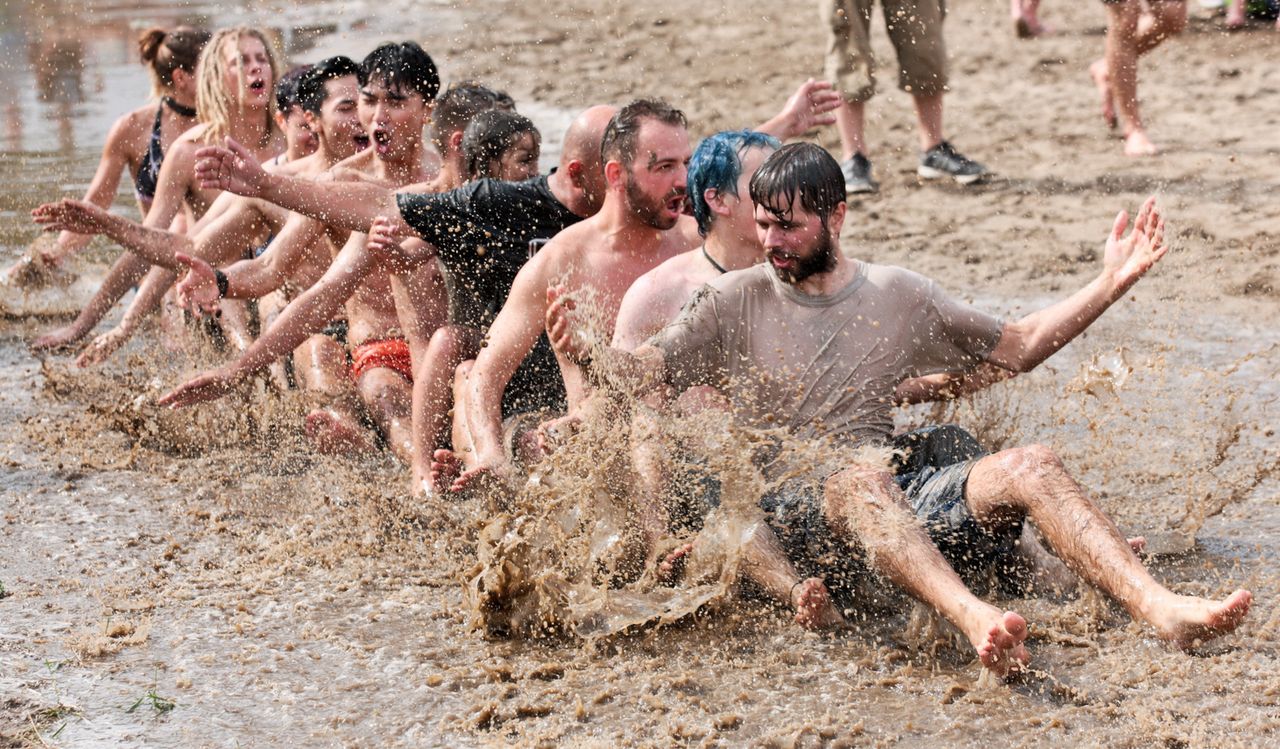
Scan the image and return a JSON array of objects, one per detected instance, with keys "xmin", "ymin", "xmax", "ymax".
[
  {"xmin": 194, "ymin": 138, "xmax": 411, "ymax": 237},
  {"xmin": 158, "ymin": 232, "xmax": 379, "ymax": 409},
  {"xmin": 987, "ymin": 196, "xmax": 1168, "ymax": 373}
]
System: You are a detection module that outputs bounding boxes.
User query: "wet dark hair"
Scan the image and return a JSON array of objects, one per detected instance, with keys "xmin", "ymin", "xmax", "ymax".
[
  {"xmin": 275, "ymin": 65, "xmax": 312, "ymax": 114},
  {"xmin": 137, "ymin": 26, "xmax": 211, "ymax": 94},
  {"xmin": 600, "ymin": 99, "xmax": 687, "ymax": 168},
  {"xmin": 462, "ymin": 109, "xmax": 539, "ymax": 180},
  {"xmin": 748, "ymin": 142, "xmax": 845, "ymax": 225},
  {"xmin": 432, "ymin": 82, "xmax": 514, "ymax": 153},
  {"xmin": 358, "ymin": 42, "xmax": 440, "ymax": 102},
  {"xmin": 296, "ymin": 56, "xmax": 360, "ymax": 114}
]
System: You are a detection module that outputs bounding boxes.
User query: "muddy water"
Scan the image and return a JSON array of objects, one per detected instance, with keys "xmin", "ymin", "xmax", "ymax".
[{"xmin": 2, "ymin": 1, "xmax": 1279, "ymax": 747}]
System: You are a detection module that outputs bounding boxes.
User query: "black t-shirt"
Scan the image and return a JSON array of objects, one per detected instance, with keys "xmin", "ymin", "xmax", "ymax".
[{"xmin": 396, "ymin": 173, "xmax": 581, "ymax": 415}]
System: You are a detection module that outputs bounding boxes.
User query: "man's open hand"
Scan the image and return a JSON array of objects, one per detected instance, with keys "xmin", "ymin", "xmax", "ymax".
[
  {"xmin": 157, "ymin": 368, "xmax": 240, "ymax": 409},
  {"xmin": 1103, "ymin": 195, "xmax": 1168, "ymax": 294},
  {"xmin": 174, "ymin": 253, "xmax": 222, "ymax": 316}
]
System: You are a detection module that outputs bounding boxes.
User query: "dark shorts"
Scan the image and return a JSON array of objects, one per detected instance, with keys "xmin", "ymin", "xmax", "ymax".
[{"xmin": 759, "ymin": 425, "xmax": 1023, "ymax": 596}]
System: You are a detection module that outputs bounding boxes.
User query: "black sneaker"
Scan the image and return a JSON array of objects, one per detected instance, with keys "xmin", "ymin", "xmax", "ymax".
[
  {"xmin": 841, "ymin": 153, "xmax": 878, "ymax": 195},
  {"xmin": 918, "ymin": 141, "xmax": 988, "ymax": 185}
]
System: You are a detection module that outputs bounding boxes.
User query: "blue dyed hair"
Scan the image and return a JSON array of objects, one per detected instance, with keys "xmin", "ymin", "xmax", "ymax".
[{"xmin": 688, "ymin": 129, "xmax": 781, "ymax": 237}]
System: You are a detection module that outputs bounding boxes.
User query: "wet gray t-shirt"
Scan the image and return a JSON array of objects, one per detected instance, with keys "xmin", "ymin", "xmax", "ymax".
[{"xmin": 648, "ymin": 262, "xmax": 1004, "ymax": 446}]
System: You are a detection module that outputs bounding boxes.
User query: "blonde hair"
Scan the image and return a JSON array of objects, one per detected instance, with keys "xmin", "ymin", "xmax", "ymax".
[
  {"xmin": 195, "ymin": 27, "xmax": 282, "ymax": 145},
  {"xmin": 138, "ymin": 26, "xmax": 210, "ymax": 99}
]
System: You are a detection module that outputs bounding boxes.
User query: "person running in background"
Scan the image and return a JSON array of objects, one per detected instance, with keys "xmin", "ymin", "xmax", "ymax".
[{"xmin": 1090, "ymin": 1, "xmax": 1187, "ymax": 156}]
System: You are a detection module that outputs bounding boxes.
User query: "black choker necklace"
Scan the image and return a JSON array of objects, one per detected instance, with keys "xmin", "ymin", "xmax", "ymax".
[
  {"xmin": 163, "ymin": 97, "xmax": 197, "ymax": 119},
  {"xmin": 701, "ymin": 244, "xmax": 728, "ymax": 275}
]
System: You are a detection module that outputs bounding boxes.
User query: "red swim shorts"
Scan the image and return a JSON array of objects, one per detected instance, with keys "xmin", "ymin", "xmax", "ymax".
[{"xmin": 350, "ymin": 337, "xmax": 413, "ymax": 382}]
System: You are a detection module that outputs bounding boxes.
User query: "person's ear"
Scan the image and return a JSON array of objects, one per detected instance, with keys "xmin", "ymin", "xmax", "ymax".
[
  {"xmin": 303, "ymin": 110, "xmax": 320, "ymax": 132},
  {"xmin": 273, "ymin": 110, "xmax": 288, "ymax": 130},
  {"xmin": 603, "ymin": 159, "xmax": 624, "ymax": 189},
  {"xmin": 830, "ymin": 201, "xmax": 848, "ymax": 236},
  {"xmin": 705, "ymin": 188, "xmax": 732, "ymax": 218},
  {"xmin": 449, "ymin": 129, "xmax": 464, "ymax": 154}
]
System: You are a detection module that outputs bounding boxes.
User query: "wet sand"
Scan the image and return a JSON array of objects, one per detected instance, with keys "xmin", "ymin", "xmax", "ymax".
[{"xmin": 2, "ymin": 1, "xmax": 1279, "ymax": 746}]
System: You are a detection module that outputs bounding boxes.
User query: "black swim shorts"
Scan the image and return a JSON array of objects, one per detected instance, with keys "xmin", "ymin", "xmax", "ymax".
[{"xmin": 760, "ymin": 425, "xmax": 1023, "ymax": 594}]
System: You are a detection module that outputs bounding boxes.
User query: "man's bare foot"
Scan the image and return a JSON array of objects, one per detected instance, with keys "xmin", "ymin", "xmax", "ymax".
[
  {"xmin": 790, "ymin": 577, "xmax": 846, "ymax": 630},
  {"xmin": 1089, "ymin": 59, "xmax": 1117, "ymax": 129},
  {"xmin": 304, "ymin": 408, "xmax": 374, "ymax": 455},
  {"xmin": 1123, "ymin": 130, "xmax": 1159, "ymax": 157},
  {"xmin": 1147, "ymin": 589, "xmax": 1252, "ymax": 650},
  {"xmin": 971, "ymin": 609, "xmax": 1030, "ymax": 678},
  {"xmin": 31, "ymin": 323, "xmax": 89, "ymax": 353},
  {"xmin": 429, "ymin": 448, "xmax": 464, "ymax": 493}
]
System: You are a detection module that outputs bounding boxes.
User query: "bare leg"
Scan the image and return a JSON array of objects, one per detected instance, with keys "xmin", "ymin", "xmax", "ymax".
[
  {"xmin": 298, "ymin": 337, "xmax": 373, "ymax": 456},
  {"xmin": 1098, "ymin": 1, "xmax": 1187, "ymax": 156},
  {"xmin": 31, "ymin": 252, "xmax": 149, "ymax": 351},
  {"xmin": 821, "ymin": 466, "xmax": 1030, "ymax": 676},
  {"xmin": 427, "ymin": 361, "xmax": 476, "ymax": 491},
  {"xmin": 833, "ymin": 98, "xmax": 867, "ymax": 161},
  {"xmin": 356, "ymin": 367, "xmax": 414, "ymax": 463},
  {"xmin": 912, "ymin": 92, "xmax": 945, "ymax": 152},
  {"xmin": 965, "ymin": 445, "xmax": 1252, "ymax": 649},
  {"xmin": 410, "ymin": 325, "xmax": 481, "ymax": 494},
  {"xmin": 739, "ymin": 522, "xmax": 845, "ymax": 629},
  {"xmin": 258, "ymin": 290, "xmax": 291, "ymax": 389}
]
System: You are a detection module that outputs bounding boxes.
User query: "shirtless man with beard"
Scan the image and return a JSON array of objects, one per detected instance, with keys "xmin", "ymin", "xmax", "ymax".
[
  {"xmin": 442, "ymin": 88, "xmax": 845, "ymax": 496},
  {"xmin": 548, "ymin": 143, "xmax": 1252, "ymax": 676}
]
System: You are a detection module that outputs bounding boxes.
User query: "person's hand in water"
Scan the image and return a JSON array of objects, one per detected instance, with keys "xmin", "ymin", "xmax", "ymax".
[
  {"xmin": 174, "ymin": 253, "xmax": 222, "ymax": 317},
  {"xmin": 31, "ymin": 199, "xmax": 111, "ymax": 236},
  {"xmin": 157, "ymin": 367, "xmax": 241, "ymax": 408},
  {"xmin": 195, "ymin": 138, "xmax": 269, "ymax": 197},
  {"xmin": 1102, "ymin": 195, "xmax": 1167, "ymax": 294},
  {"xmin": 75, "ymin": 324, "xmax": 132, "ymax": 367},
  {"xmin": 545, "ymin": 285, "xmax": 592, "ymax": 365}
]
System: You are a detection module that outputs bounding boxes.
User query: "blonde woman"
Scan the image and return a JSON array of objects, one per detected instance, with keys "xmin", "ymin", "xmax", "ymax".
[
  {"xmin": 7, "ymin": 26, "xmax": 208, "ymax": 281},
  {"xmin": 32, "ymin": 26, "xmax": 285, "ymax": 352}
]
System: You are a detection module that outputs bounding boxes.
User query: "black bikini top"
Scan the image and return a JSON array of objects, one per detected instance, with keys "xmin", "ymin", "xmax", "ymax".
[{"xmin": 134, "ymin": 97, "xmax": 196, "ymax": 203}]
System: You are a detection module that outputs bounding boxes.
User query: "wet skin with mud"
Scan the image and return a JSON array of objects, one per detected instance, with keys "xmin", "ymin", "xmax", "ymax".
[{"xmin": 1, "ymin": 1, "xmax": 1278, "ymax": 746}]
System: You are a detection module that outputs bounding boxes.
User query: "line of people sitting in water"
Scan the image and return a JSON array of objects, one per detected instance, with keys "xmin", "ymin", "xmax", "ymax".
[{"xmin": 20, "ymin": 27, "xmax": 1252, "ymax": 677}]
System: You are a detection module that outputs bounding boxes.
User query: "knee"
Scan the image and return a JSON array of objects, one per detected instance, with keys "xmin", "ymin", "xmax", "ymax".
[
  {"xmin": 1159, "ymin": 7, "xmax": 1188, "ymax": 37},
  {"xmin": 823, "ymin": 465, "xmax": 899, "ymax": 517},
  {"xmin": 428, "ymin": 325, "xmax": 462, "ymax": 358},
  {"xmin": 994, "ymin": 443, "xmax": 1064, "ymax": 484}
]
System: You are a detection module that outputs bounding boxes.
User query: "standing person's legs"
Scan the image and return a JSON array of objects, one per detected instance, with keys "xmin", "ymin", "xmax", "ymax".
[
  {"xmin": 1093, "ymin": 1, "xmax": 1185, "ymax": 156},
  {"xmin": 822, "ymin": 0, "xmax": 879, "ymax": 193},
  {"xmin": 963, "ymin": 444, "xmax": 1252, "ymax": 648},
  {"xmin": 885, "ymin": 0, "xmax": 987, "ymax": 182},
  {"xmin": 818, "ymin": 465, "xmax": 1030, "ymax": 675}
]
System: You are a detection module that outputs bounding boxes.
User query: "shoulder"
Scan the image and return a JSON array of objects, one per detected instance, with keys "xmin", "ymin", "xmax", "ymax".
[
  {"xmin": 109, "ymin": 106, "xmax": 156, "ymax": 140},
  {"xmin": 862, "ymin": 262, "xmax": 934, "ymax": 293},
  {"xmin": 707, "ymin": 263, "xmax": 773, "ymax": 295}
]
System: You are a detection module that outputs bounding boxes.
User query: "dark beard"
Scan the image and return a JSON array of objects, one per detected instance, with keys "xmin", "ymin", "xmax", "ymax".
[
  {"xmin": 624, "ymin": 171, "xmax": 682, "ymax": 230},
  {"xmin": 770, "ymin": 228, "xmax": 838, "ymax": 284}
]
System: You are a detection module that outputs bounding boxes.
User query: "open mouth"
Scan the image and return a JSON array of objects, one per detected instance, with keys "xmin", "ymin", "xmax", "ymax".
[
  {"xmin": 767, "ymin": 251, "xmax": 796, "ymax": 269},
  {"xmin": 353, "ymin": 133, "xmax": 370, "ymax": 151},
  {"xmin": 248, "ymin": 79, "xmax": 266, "ymax": 92},
  {"xmin": 665, "ymin": 193, "xmax": 686, "ymax": 215},
  {"xmin": 372, "ymin": 128, "xmax": 391, "ymax": 154}
]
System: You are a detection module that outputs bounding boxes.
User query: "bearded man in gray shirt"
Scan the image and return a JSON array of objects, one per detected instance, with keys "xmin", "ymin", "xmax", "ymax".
[{"xmin": 549, "ymin": 143, "xmax": 1252, "ymax": 677}]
